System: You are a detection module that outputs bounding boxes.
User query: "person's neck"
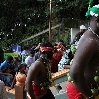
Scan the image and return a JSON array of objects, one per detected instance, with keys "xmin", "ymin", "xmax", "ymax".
[{"xmin": 90, "ymin": 26, "xmax": 99, "ymax": 35}]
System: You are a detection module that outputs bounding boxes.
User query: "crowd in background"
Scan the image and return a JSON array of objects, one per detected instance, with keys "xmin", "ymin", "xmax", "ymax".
[
  {"xmin": 0, "ymin": 24, "xmax": 87, "ymax": 89},
  {"xmin": 0, "ymin": 40, "xmax": 74, "ymax": 87}
]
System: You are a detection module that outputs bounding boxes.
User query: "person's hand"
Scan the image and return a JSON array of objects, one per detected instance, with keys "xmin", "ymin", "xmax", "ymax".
[
  {"xmin": 27, "ymin": 92, "xmax": 40, "ymax": 99},
  {"xmin": 86, "ymin": 95, "xmax": 95, "ymax": 99},
  {"xmin": 27, "ymin": 93, "xmax": 32, "ymax": 99}
]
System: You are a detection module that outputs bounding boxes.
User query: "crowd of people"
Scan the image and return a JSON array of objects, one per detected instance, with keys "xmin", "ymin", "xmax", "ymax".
[{"xmin": 0, "ymin": 40, "xmax": 73, "ymax": 99}]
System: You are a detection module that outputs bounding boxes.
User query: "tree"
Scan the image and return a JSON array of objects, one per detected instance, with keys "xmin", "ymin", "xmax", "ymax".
[{"xmin": 0, "ymin": 0, "xmax": 99, "ymax": 48}]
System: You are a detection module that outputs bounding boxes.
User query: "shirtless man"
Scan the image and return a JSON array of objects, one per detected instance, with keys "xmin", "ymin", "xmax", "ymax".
[
  {"xmin": 66, "ymin": 4, "xmax": 99, "ymax": 99},
  {"xmin": 26, "ymin": 42, "xmax": 55, "ymax": 99}
]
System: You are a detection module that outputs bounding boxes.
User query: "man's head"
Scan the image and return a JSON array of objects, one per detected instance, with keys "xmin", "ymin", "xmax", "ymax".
[
  {"xmin": 40, "ymin": 42, "xmax": 54, "ymax": 59},
  {"xmin": 86, "ymin": 4, "xmax": 99, "ymax": 29},
  {"xmin": 30, "ymin": 49, "xmax": 35, "ymax": 57},
  {"xmin": 6, "ymin": 56, "xmax": 13, "ymax": 63},
  {"xmin": 80, "ymin": 25, "xmax": 87, "ymax": 32},
  {"xmin": 13, "ymin": 57, "xmax": 20, "ymax": 63},
  {"xmin": 18, "ymin": 63, "xmax": 27, "ymax": 73}
]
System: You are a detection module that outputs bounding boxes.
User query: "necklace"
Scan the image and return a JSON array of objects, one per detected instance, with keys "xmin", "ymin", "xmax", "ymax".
[
  {"xmin": 38, "ymin": 56, "xmax": 52, "ymax": 89},
  {"xmin": 88, "ymin": 27, "xmax": 99, "ymax": 39}
]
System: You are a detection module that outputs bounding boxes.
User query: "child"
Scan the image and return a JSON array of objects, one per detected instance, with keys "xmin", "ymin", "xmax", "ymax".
[{"xmin": 10, "ymin": 63, "xmax": 27, "ymax": 89}]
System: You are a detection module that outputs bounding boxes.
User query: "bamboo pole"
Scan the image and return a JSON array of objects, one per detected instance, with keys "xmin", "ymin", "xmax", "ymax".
[{"xmin": 49, "ymin": 0, "xmax": 52, "ymax": 42}]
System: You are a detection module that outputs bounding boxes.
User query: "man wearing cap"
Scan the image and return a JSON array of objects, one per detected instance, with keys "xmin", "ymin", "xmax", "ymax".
[
  {"xmin": 26, "ymin": 42, "xmax": 55, "ymax": 99},
  {"xmin": 72, "ymin": 25, "xmax": 87, "ymax": 45},
  {"xmin": 66, "ymin": 4, "xmax": 99, "ymax": 99}
]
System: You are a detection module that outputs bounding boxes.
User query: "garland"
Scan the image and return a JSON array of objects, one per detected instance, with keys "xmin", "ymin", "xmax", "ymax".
[
  {"xmin": 38, "ymin": 56, "xmax": 52, "ymax": 90},
  {"xmin": 67, "ymin": 72, "xmax": 99, "ymax": 96}
]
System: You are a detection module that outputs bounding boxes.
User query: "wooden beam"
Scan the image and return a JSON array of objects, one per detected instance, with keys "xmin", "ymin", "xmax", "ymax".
[
  {"xmin": 15, "ymin": 85, "xmax": 26, "ymax": 99},
  {"xmin": 20, "ymin": 24, "xmax": 61, "ymax": 43}
]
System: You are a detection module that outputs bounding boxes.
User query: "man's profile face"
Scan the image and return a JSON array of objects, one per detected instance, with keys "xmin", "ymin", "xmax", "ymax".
[{"xmin": 80, "ymin": 29, "xmax": 86, "ymax": 33}]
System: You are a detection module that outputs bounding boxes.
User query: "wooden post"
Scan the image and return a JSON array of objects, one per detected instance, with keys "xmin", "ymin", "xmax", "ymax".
[
  {"xmin": 15, "ymin": 85, "xmax": 26, "ymax": 99},
  {"xmin": 49, "ymin": 0, "xmax": 52, "ymax": 42}
]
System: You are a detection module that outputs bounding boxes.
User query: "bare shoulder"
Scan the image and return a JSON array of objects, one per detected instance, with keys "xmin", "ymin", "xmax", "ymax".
[
  {"xmin": 78, "ymin": 31, "xmax": 97, "ymax": 48},
  {"xmin": 29, "ymin": 60, "xmax": 43, "ymax": 72}
]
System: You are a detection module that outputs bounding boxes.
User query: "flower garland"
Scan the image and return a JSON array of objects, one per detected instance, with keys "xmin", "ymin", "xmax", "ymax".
[{"xmin": 38, "ymin": 56, "xmax": 52, "ymax": 90}]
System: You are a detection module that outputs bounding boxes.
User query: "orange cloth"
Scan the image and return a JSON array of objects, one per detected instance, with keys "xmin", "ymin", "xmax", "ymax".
[
  {"xmin": 54, "ymin": 45, "xmax": 65, "ymax": 51},
  {"xmin": 40, "ymin": 47, "xmax": 54, "ymax": 52}
]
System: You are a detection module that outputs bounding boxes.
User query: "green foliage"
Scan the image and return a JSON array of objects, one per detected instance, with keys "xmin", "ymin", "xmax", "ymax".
[
  {"xmin": 0, "ymin": 0, "xmax": 99, "ymax": 48},
  {"xmin": 70, "ymin": 44, "xmax": 77, "ymax": 55}
]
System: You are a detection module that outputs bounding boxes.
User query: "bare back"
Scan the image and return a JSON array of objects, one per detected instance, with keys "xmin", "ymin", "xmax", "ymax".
[
  {"xmin": 27, "ymin": 57, "xmax": 51, "ymax": 87},
  {"xmin": 34, "ymin": 60, "xmax": 50, "ymax": 85},
  {"xmin": 72, "ymin": 30, "xmax": 99, "ymax": 83}
]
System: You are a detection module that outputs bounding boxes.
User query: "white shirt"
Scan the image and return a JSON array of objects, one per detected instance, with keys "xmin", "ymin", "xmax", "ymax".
[
  {"xmin": 25, "ymin": 56, "xmax": 35, "ymax": 67},
  {"xmin": 21, "ymin": 50, "xmax": 29, "ymax": 56}
]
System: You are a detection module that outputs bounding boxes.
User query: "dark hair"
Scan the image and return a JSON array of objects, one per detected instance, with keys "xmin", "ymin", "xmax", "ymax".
[
  {"xmin": 40, "ymin": 42, "xmax": 53, "ymax": 48},
  {"xmin": 59, "ymin": 39, "xmax": 64, "ymax": 43},
  {"xmin": 18, "ymin": 63, "xmax": 27, "ymax": 72},
  {"xmin": 22, "ymin": 46, "xmax": 28, "ymax": 50},
  {"xmin": 30, "ymin": 49, "xmax": 35, "ymax": 54},
  {"xmin": 7, "ymin": 56, "xmax": 13, "ymax": 61},
  {"xmin": 40, "ymin": 42, "xmax": 53, "ymax": 59}
]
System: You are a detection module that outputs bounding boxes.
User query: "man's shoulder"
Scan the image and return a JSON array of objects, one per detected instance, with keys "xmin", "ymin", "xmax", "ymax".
[
  {"xmin": 29, "ymin": 60, "xmax": 43, "ymax": 72},
  {"xmin": 79, "ymin": 32, "xmax": 97, "ymax": 44},
  {"xmin": 77, "ymin": 33, "xmax": 97, "ymax": 52},
  {"xmin": 31, "ymin": 60, "xmax": 43, "ymax": 67}
]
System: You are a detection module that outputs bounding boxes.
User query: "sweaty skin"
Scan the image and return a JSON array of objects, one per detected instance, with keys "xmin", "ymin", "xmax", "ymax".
[
  {"xmin": 26, "ymin": 59, "xmax": 50, "ymax": 99},
  {"xmin": 70, "ymin": 29, "xmax": 99, "ymax": 98}
]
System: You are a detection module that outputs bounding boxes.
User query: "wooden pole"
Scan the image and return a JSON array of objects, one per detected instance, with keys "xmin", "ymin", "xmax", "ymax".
[
  {"xmin": 15, "ymin": 85, "xmax": 26, "ymax": 99},
  {"xmin": 49, "ymin": 0, "xmax": 52, "ymax": 42}
]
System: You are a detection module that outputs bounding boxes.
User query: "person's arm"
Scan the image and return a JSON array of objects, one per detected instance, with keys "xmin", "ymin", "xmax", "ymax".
[
  {"xmin": 70, "ymin": 37, "xmax": 96, "ymax": 99},
  {"xmin": 64, "ymin": 65, "xmax": 70, "ymax": 69},
  {"xmin": 25, "ymin": 61, "xmax": 40, "ymax": 99},
  {"xmin": 8, "ymin": 76, "xmax": 16, "ymax": 91},
  {"xmin": 25, "ymin": 58, "xmax": 28, "ymax": 65},
  {"xmin": 25, "ymin": 58, "xmax": 30, "ymax": 68}
]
